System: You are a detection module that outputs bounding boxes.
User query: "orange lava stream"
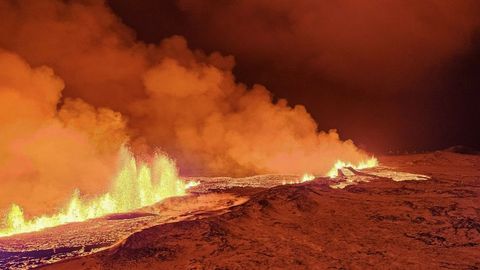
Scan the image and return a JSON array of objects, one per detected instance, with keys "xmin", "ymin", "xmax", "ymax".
[{"xmin": 0, "ymin": 148, "xmax": 197, "ymax": 237}]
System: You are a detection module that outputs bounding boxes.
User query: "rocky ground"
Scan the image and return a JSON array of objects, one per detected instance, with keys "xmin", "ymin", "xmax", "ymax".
[
  {"xmin": 0, "ymin": 175, "xmax": 295, "ymax": 269},
  {"xmin": 1, "ymin": 151, "xmax": 479, "ymax": 269},
  {"xmin": 40, "ymin": 151, "xmax": 480, "ymax": 269}
]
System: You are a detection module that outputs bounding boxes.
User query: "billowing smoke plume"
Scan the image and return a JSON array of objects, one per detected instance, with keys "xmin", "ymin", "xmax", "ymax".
[
  {"xmin": 0, "ymin": 50, "xmax": 126, "ymax": 215},
  {"xmin": 0, "ymin": 0, "xmax": 370, "ymax": 214}
]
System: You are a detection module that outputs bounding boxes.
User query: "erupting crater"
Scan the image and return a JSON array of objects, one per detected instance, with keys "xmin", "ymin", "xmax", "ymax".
[
  {"xmin": 0, "ymin": 153, "xmax": 442, "ymax": 269},
  {"xmin": 0, "ymin": 148, "xmax": 198, "ymax": 238}
]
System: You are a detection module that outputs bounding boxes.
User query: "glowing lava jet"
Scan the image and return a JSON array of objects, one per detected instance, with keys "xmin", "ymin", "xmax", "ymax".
[
  {"xmin": 0, "ymin": 148, "xmax": 196, "ymax": 237},
  {"xmin": 0, "ymin": 146, "xmax": 377, "ymax": 237},
  {"xmin": 285, "ymin": 157, "xmax": 378, "ymax": 185},
  {"xmin": 326, "ymin": 157, "xmax": 379, "ymax": 178}
]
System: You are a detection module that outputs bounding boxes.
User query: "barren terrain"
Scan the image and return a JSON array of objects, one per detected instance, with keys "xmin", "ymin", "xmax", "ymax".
[{"xmin": 1, "ymin": 151, "xmax": 479, "ymax": 269}]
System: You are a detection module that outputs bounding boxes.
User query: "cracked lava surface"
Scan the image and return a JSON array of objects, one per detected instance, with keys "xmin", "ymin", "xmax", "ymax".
[{"xmin": 1, "ymin": 151, "xmax": 480, "ymax": 269}]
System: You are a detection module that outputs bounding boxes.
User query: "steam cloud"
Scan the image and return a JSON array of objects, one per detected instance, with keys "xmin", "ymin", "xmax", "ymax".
[
  {"xmin": 0, "ymin": 50, "xmax": 125, "ymax": 215},
  {"xmin": 0, "ymin": 0, "xmax": 372, "ymax": 215}
]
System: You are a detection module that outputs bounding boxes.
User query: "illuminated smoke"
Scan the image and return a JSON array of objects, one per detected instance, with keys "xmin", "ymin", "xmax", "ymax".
[
  {"xmin": 0, "ymin": 50, "xmax": 126, "ymax": 215},
  {"xmin": 0, "ymin": 0, "xmax": 376, "ymax": 216}
]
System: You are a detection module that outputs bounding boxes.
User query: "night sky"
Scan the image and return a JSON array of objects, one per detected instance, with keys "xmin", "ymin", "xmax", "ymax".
[{"xmin": 108, "ymin": 0, "xmax": 480, "ymax": 154}]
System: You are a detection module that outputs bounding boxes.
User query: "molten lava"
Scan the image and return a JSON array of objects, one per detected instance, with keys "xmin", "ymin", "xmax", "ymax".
[
  {"xmin": 327, "ymin": 157, "xmax": 379, "ymax": 178},
  {"xmin": 0, "ymin": 146, "xmax": 378, "ymax": 238},
  {"xmin": 291, "ymin": 157, "xmax": 378, "ymax": 184},
  {"xmin": 300, "ymin": 173, "xmax": 316, "ymax": 182},
  {"xmin": 0, "ymin": 148, "xmax": 194, "ymax": 237}
]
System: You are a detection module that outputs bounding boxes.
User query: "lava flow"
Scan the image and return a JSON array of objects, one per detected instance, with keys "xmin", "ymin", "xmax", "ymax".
[
  {"xmin": 326, "ymin": 157, "xmax": 379, "ymax": 178},
  {"xmin": 0, "ymin": 155, "xmax": 376, "ymax": 238},
  {"xmin": 0, "ymin": 148, "xmax": 195, "ymax": 237}
]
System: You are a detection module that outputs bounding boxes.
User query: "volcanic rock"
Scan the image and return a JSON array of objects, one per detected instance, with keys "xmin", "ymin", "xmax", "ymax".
[{"xmin": 43, "ymin": 151, "xmax": 480, "ymax": 269}]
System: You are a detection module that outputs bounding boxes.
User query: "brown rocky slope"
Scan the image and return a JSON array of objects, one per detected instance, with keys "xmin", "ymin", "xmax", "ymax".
[{"xmin": 45, "ymin": 152, "xmax": 480, "ymax": 269}]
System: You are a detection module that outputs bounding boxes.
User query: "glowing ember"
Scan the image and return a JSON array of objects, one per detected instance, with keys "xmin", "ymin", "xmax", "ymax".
[
  {"xmin": 300, "ymin": 173, "xmax": 315, "ymax": 183},
  {"xmin": 326, "ymin": 157, "xmax": 379, "ymax": 178},
  {"xmin": 0, "ymin": 148, "xmax": 193, "ymax": 237}
]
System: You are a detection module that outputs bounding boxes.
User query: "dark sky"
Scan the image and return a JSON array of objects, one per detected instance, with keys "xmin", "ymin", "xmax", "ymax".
[{"xmin": 108, "ymin": 0, "xmax": 480, "ymax": 153}]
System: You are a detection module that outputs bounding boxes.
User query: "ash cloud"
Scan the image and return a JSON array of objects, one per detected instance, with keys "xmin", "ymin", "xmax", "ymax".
[
  {"xmin": 0, "ymin": 0, "xmax": 371, "ymax": 214},
  {"xmin": 0, "ymin": 50, "xmax": 126, "ymax": 215}
]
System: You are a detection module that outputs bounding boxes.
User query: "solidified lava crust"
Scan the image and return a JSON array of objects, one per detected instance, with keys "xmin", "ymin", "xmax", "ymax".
[
  {"xmin": 40, "ymin": 151, "xmax": 480, "ymax": 270},
  {"xmin": 2, "ymin": 151, "xmax": 480, "ymax": 269}
]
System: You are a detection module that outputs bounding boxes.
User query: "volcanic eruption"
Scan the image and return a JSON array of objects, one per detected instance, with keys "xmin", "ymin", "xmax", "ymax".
[
  {"xmin": 0, "ymin": 0, "xmax": 374, "ymax": 231},
  {"xmin": 1, "ymin": 0, "xmax": 479, "ymax": 269}
]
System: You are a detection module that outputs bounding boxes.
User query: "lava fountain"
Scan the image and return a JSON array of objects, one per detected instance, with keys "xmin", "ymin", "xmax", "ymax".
[
  {"xmin": 326, "ymin": 157, "xmax": 378, "ymax": 178},
  {"xmin": 0, "ymin": 147, "xmax": 196, "ymax": 237}
]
